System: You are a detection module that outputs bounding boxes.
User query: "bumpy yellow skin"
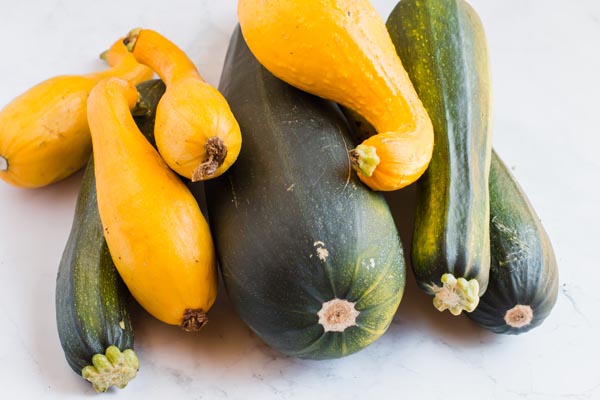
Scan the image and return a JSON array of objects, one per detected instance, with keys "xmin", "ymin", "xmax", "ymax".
[
  {"xmin": 238, "ymin": 0, "xmax": 433, "ymax": 191},
  {"xmin": 87, "ymin": 78, "xmax": 218, "ymax": 326},
  {"xmin": 127, "ymin": 28, "xmax": 241, "ymax": 181},
  {"xmin": 0, "ymin": 40, "xmax": 153, "ymax": 188}
]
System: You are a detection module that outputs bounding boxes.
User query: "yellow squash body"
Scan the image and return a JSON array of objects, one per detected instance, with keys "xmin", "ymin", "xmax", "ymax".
[
  {"xmin": 0, "ymin": 40, "xmax": 153, "ymax": 188},
  {"xmin": 238, "ymin": 0, "xmax": 433, "ymax": 191},
  {"xmin": 87, "ymin": 78, "xmax": 218, "ymax": 328},
  {"xmin": 126, "ymin": 29, "xmax": 241, "ymax": 181}
]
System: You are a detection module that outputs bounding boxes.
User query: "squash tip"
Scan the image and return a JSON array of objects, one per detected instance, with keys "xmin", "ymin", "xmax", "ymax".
[
  {"xmin": 180, "ymin": 308, "xmax": 208, "ymax": 332},
  {"xmin": 98, "ymin": 49, "xmax": 109, "ymax": 62},
  {"xmin": 317, "ymin": 298, "xmax": 360, "ymax": 333},
  {"xmin": 349, "ymin": 144, "xmax": 379, "ymax": 178},
  {"xmin": 123, "ymin": 28, "xmax": 142, "ymax": 52},
  {"xmin": 504, "ymin": 304, "xmax": 533, "ymax": 328},
  {"xmin": 0, "ymin": 156, "xmax": 7, "ymax": 171}
]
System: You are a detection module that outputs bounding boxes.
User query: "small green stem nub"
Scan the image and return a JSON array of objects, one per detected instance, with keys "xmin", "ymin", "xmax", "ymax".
[
  {"xmin": 123, "ymin": 28, "xmax": 142, "ymax": 52},
  {"xmin": 99, "ymin": 49, "xmax": 109, "ymax": 62},
  {"xmin": 81, "ymin": 346, "xmax": 139, "ymax": 393},
  {"xmin": 0, "ymin": 156, "xmax": 7, "ymax": 171},
  {"xmin": 429, "ymin": 273, "xmax": 480, "ymax": 316},
  {"xmin": 349, "ymin": 144, "xmax": 380, "ymax": 177}
]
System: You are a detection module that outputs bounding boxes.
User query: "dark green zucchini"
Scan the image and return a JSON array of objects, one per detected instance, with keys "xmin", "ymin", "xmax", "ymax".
[
  {"xmin": 205, "ymin": 26, "xmax": 405, "ymax": 359},
  {"xmin": 468, "ymin": 151, "xmax": 559, "ymax": 333},
  {"xmin": 55, "ymin": 79, "xmax": 165, "ymax": 392},
  {"xmin": 386, "ymin": 0, "xmax": 492, "ymax": 315}
]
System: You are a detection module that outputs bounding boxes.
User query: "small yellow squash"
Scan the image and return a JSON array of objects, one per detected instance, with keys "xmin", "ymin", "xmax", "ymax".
[
  {"xmin": 238, "ymin": 0, "xmax": 434, "ymax": 191},
  {"xmin": 87, "ymin": 78, "xmax": 218, "ymax": 330},
  {"xmin": 124, "ymin": 28, "xmax": 242, "ymax": 181},
  {"xmin": 0, "ymin": 40, "xmax": 153, "ymax": 188}
]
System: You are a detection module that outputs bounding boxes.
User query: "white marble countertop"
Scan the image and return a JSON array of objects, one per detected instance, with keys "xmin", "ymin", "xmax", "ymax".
[{"xmin": 0, "ymin": 1, "xmax": 598, "ymax": 398}]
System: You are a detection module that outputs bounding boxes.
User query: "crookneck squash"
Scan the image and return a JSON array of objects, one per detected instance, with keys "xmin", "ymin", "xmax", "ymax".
[
  {"xmin": 386, "ymin": 0, "xmax": 492, "ymax": 315},
  {"xmin": 467, "ymin": 151, "xmax": 559, "ymax": 334},
  {"xmin": 56, "ymin": 80, "xmax": 165, "ymax": 392},
  {"xmin": 87, "ymin": 78, "xmax": 217, "ymax": 330},
  {"xmin": 0, "ymin": 39, "xmax": 153, "ymax": 188},
  {"xmin": 237, "ymin": 0, "xmax": 433, "ymax": 191},
  {"xmin": 123, "ymin": 28, "xmax": 241, "ymax": 181},
  {"xmin": 205, "ymin": 27, "xmax": 405, "ymax": 359}
]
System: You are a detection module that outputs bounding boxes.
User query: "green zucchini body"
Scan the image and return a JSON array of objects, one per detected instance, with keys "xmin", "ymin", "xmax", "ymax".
[
  {"xmin": 386, "ymin": 0, "xmax": 492, "ymax": 315},
  {"xmin": 206, "ymin": 27, "xmax": 405, "ymax": 359},
  {"xmin": 55, "ymin": 80, "xmax": 165, "ymax": 392},
  {"xmin": 468, "ymin": 151, "xmax": 559, "ymax": 334}
]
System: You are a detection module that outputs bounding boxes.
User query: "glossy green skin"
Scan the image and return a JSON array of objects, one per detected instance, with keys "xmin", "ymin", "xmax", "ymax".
[
  {"xmin": 206, "ymin": 27, "xmax": 405, "ymax": 359},
  {"xmin": 387, "ymin": 0, "xmax": 492, "ymax": 296},
  {"xmin": 468, "ymin": 151, "xmax": 559, "ymax": 334},
  {"xmin": 56, "ymin": 80, "xmax": 165, "ymax": 374}
]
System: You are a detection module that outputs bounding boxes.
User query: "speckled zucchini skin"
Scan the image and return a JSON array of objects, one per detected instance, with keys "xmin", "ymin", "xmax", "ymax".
[
  {"xmin": 205, "ymin": 27, "xmax": 405, "ymax": 359},
  {"xmin": 55, "ymin": 80, "xmax": 165, "ymax": 374},
  {"xmin": 467, "ymin": 151, "xmax": 559, "ymax": 334},
  {"xmin": 387, "ymin": 0, "xmax": 492, "ymax": 299}
]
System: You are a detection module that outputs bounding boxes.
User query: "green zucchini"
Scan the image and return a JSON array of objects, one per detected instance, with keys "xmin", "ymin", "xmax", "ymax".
[
  {"xmin": 205, "ymin": 26, "xmax": 405, "ymax": 359},
  {"xmin": 468, "ymin": 151, "xmax": 559, "ymax": 333},
  {"xmin": 386, "ymin": 0, "xmax": 492, "ymax": 315},
  {"xmin": 55, "ymin": 79, "xmax": 165, "ymax": 392}
]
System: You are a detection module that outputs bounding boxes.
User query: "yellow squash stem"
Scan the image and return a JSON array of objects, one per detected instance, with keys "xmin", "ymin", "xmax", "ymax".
[
  {"xmin": 0, "ymin": 39, "xmax": 152, "ymax": 188},
  {"xmin": 87, "ymin": 78, "xmax": 218, "ymax": 329},
  {"xmin": 124, "ymin": 28, "xmax": 241, "ymax": 181},
  {"xmin": 238, "ymin": 0, "xmax": 433, "ymax": 191}
]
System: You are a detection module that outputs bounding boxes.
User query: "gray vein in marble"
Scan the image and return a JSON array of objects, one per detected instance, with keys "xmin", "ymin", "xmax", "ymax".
[
  {"xmin": 560, "ymin": 285, "xmax": 589, "ymax": 324},
  {"xmin": 0, "ymin": 299, "xmax": 42, "ymax": 374}
]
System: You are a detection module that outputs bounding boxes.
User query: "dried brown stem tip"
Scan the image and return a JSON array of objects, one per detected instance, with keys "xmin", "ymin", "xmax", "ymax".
[
  {"xmin": 180, "ymin": 308, "xmax": 208, "ymax": 332},
  {"xmin": 192, "ymin": 136, "xmax": 228, "ymax": 182}
]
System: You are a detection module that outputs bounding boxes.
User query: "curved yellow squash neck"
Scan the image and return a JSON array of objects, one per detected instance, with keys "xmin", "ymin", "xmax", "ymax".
[{"xmin": 238, "ymin": 0, "xmax": 434, "ymax": 191}]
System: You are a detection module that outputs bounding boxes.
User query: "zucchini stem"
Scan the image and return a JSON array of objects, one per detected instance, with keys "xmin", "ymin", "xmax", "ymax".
[
  {"xmin": 430, "ymin": 273, "xmax": 480, "ymax": 316},
  {"xmin": 180, "ymin": 308, "xmax": 208, "ymax": 332},
  {"xmin": 192, "ymin": 136, "xmax": 228, "ymax": 182},
  {"xmin": 349, "ymin": 144, "xmax": 380, "ymax": 178},
  {"xmin": 81, "ymin": 346, "xmax": 139, "ymax": 393},
  {"xmin": 0, "ymin": 156, "xmax": 7, "ymax": 171}
]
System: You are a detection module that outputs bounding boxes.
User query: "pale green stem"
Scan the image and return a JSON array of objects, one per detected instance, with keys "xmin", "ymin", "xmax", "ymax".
[
  {"xmin": 81, "ymin": 346, "xmax": 139, "ymax": 393},
  {"xmin": 98, "ymin": 49, "xmax": 109, "ymax": 62},
  {"xmin": 349, "ymin": 144, "xmax": 380, "ymax": 177},
  {"xmin": 429, "ymin": 273, "xmax": 480, "ymax": 316}
]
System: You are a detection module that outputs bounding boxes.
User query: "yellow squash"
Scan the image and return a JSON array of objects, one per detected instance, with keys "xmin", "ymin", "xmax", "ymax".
[
  {"xmin": 87, "ymin": 78, "xmax": 218, "ymax": 330},
  {"xmin": 0, "ymin": 40, "xmax": 153, "ymax": 188},
  {"xmin": 238, "ymin": 0, "xmax": 434, "ymax": 191},
  {"xmin": 124, "ymin": 28, "xmax": 241, "ymax": 181}
]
